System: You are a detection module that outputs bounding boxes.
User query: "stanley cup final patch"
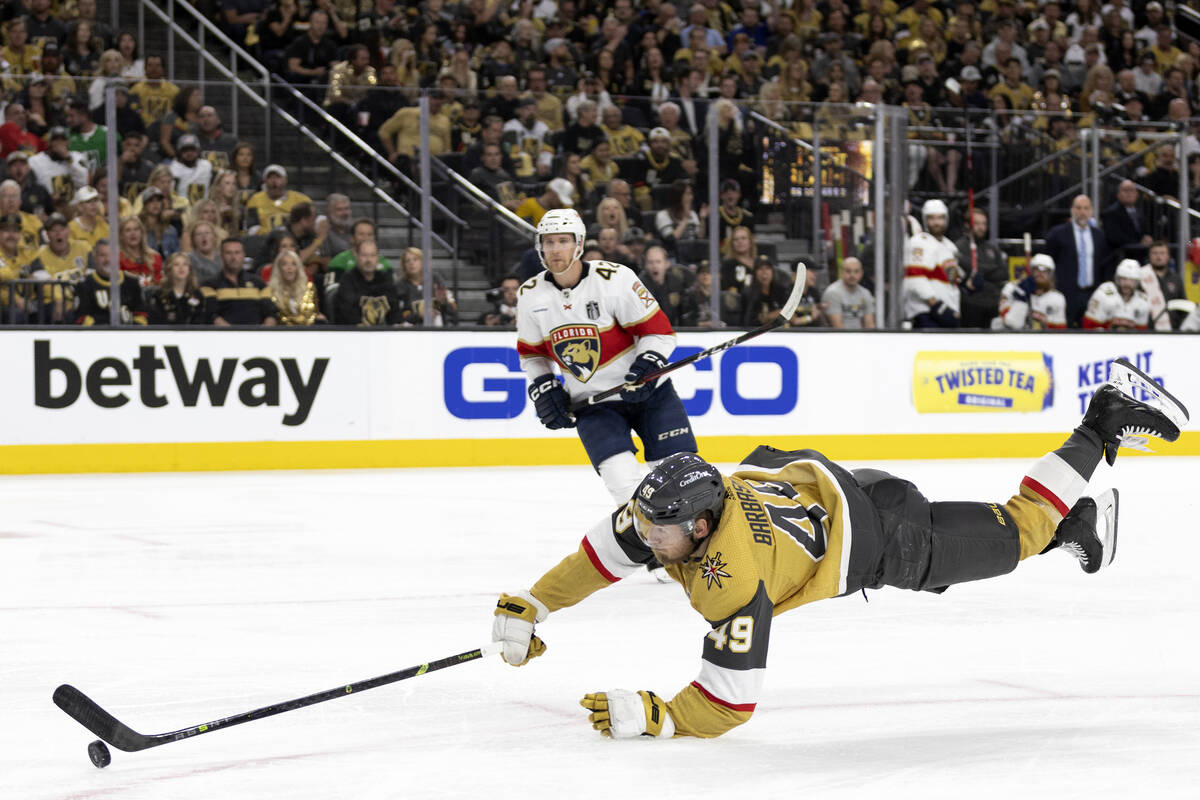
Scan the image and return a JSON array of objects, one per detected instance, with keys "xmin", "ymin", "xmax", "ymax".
[
  {"xmin": 549, "ymin": 324, "xmax": 601, "ymax": 382},
  {"xmin": 586, "ymin": 300, "xmax": 600, "ymax": 320}
]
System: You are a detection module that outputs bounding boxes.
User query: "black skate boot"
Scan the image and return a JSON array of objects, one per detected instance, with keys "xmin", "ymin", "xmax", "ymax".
[
  {"xmin": 1048, "ymin": 489, "xmax": 1119, "ymax": 574},
  {"xmin": 1082, "ymin": 359, "xmax": 1189, "ymax": 465}
]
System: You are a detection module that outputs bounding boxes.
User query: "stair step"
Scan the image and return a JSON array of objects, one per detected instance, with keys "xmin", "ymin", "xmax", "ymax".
[{"xmin": 129, "ymin": 8, "xmax": 830, "ymax": 318}]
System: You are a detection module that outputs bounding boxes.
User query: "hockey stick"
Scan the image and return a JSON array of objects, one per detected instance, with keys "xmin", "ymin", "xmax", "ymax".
[
  {"xmin": 965, "ymin": 109, "xmax": 977, "ymax": 277},
  {"xmin": 571, "ymin": 262, "xmax": 807, "ymax": 412},
  {"xmin": 53, "ymin": 642, "xmax": 501, "ymax": 755}
]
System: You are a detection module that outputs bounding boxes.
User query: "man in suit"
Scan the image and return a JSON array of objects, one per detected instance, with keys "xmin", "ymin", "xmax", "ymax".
[
  {"xmin": 1101, "ymin": 179, "xmax": 1153, "ymax": 264},
  {"xmin": 1042, "ymin": 194, "xmax": 1113, "ymax": 327},
  {"xmin": 669, "ymin": 65, "xmax": 709, "ymax": 153}
]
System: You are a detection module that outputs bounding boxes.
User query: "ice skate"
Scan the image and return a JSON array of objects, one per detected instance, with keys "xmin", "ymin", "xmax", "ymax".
[
  {"xmin": 1082, "ymin": 358, "xmax": 1189, "ymax": 465},
  {"xmin": 1051, "ymin": 489, "xmax": 1119, "ymax": 574}
]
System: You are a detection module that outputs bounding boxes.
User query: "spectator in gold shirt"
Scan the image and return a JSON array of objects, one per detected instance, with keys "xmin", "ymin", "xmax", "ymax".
[
  {"xmin": 0, "ymin": 177, "xmax": 42, "ymax": 255},
  {"xmin": 378, "ymin": 90, "xmax": 450, "ymax": 174},
  {"xmin": 0, "ymin": 17, "xmax": 40, "ymax": 80},
  {"xmin": 129, "ymin": 54, "xmax": 180, "ymax": 127},
  {"xmin": 244, "ymin": 164, "xmax": 312, "ymax": 235},
  {"xmin": 599, "ymin": 105, "xmax": 645, "ymax": 158},
  {"xmin": 989, "ymin": 57, "xmax": 1035, "ymax": 110},
  {"xmin": 68, "ymin": 185, "xmax": 108, "ymax": 248},
  {"xmin": 580, "ymin": 139, "xmax": 620, "ymax": 189}
]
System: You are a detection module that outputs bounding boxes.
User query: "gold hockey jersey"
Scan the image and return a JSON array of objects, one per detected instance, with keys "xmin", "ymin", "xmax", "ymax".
[{"xmin": 529, "ymin": 447, "xmax": 876, "ymax": 738}]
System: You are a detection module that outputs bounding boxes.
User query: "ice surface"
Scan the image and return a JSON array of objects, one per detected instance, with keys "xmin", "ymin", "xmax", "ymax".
[{"xmin": 2, "ymin": 457, "xmax": 1198, "ymax": 799}]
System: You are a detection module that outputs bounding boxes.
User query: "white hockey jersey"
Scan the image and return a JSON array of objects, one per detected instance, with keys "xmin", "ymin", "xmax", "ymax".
[
  {"xmin": 517, "ymin": 261, "xmax": 676, "ymax": 402},
  {"xmin": 1137, "ymin": 263, "xmax": 1171, "ymax": 331},
  {"xmin": 1181, "ymin": 304, "xmax": 1200, "ymax": 332},
  {"xmin": 28, "ymin": 151, "xmax": 88, "ymax": 198},
  {"xmin": 901, "ymin": 231, "xmax": 960, "ymax": 320},
  {"xmin": 169, "ymin": 158, "xmax": 214, "ymax": 204},
  {"xmin": 1083, "ymin": 281, "xmax": 1151, "ymax": 330},
  {"xmin": 502, "ymin": 118, "xmax": 554, "ymax": 176},
  {"xmin": 996, "ymin": 282, "xmax": 1068, "ymax": 330}
]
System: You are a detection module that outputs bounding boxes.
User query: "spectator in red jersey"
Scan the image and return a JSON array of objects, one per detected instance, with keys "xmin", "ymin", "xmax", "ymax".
[
  {"xmin": 117, "ymin": 214, "xmax": 164, "ymax": 286},
  {"xmin": 0, "ymin": 102, "xmax": 46, "ymax": 157}
]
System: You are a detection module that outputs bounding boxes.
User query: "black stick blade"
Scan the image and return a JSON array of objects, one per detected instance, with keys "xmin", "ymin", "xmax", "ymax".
[{"xmin": 53, "ymin": 685, "xmax": 153, "ymax": 752}]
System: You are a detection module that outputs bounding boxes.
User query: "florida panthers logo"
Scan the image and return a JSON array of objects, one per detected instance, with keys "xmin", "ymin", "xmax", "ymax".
[{"xmin": 550, "ymin": 324, "xmax": 601, "ymax": 382}]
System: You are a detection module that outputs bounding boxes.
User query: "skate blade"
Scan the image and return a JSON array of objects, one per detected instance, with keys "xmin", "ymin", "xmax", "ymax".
[
  {"xmin": 1095, "ymin": 488, "xmax": 1119, "ymax": 570},
  {"xmin": 1108, "ymin": 358, "xmax": 1191, "ymax": 430}
]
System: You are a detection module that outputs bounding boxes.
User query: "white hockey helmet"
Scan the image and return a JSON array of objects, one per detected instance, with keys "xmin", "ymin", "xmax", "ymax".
[
  {"xmin": 921, "ymin": 198, "xmax": 949, "ymax": 220},
  {"xmin": 1115, "ymin": 258, "xmax": 1141, "ymax": 281},
  {"xmin": 535, "ymin": 207, "xmax": 586, "ymax": 271},
  {"xmin": 1030, "ymin": 253, "xmax": 1055, "ymax": 272}
]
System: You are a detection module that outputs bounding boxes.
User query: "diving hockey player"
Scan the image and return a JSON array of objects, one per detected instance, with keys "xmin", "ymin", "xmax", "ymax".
[
  {"xmin": 1083, "ymin": 258, "xmax": 1152, "ymax": 330},
  {"xmin": 492, "ymin": 358, "xmax": 1187, "ymax": 739},
  {"xmin": 996, "ymin": 253, "xmax": 1067, "ymax": 330},
  {"xmin": 516, "ymin": 207, "xmax": 698, "ymax": 507},
  {"xmin": 902, "ymin": 198, "xmax": 961, "ymax": 328}
]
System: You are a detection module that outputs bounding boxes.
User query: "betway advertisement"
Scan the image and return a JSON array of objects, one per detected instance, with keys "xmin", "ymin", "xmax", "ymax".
[{"xmin": 0, "ymin": 330, "xmax": 1195, "ymax": 458}]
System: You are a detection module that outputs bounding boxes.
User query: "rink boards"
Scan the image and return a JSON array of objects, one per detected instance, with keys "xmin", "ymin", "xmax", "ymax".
[{"xmin": 0, "ymin": 329, "xmax": 1196, "ymax": 473}]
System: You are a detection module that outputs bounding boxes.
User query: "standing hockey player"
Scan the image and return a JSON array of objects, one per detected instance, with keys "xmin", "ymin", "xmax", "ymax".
[
  {"xmin": 996, "ymin": 253, "xmax": 1067, "ymax": 330},
  {"xmin": 492, "ymin": 358, "xmax": 1187, "ymax": 739},
  {"xmin": 1083, "ymin": 258, "xmax": 1151, "ymax": 330},
  {"xmin": 902, "ymin": 198, "xmax": 961, "ymax": 328},
  {"xmin": 517, "ymin": 207, "xmax": 698, "ymax": 506}
]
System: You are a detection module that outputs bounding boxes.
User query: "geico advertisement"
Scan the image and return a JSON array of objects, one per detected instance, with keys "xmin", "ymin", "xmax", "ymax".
[
  {"xmin": 2, "ymin": 332, "xmax": 370, "ymax": 444},
  {"xmin": 442, "ymin": 342, "xmax": 799, "ymax": 420}
]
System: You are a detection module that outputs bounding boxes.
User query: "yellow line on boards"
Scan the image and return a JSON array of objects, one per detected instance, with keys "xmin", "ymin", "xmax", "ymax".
[{"xmin": 1, "ymin": 432, "xmax": 1198, "ymax": 474}]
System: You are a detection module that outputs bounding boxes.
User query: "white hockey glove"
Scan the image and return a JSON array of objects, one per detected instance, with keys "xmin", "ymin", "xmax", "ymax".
[
  {"xmin": 492, "ymin": 591, "xmax": 549, "ymax": 666},
  {"xmin": 580, "ymin": 690, "xmax": 676, "ymax": 738}
]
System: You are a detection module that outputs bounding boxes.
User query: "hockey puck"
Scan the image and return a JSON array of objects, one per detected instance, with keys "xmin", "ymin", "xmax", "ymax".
[{"xmin": 88, "ymin": 739, "xmax": 111, "ymax": 769}]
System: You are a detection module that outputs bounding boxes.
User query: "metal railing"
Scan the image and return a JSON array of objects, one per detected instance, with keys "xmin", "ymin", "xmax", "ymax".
[
  {"xmin": 142, "ymin": 0, "xmax": 532, "ymax": 301},
  {"xmin": 272, "ymin": 78, "xmax": 463, "ymax": 254},
  {"xmin": 2, "ymin": 280, "xmax": 81, "ymax": 325},
  {"xmin": 274, "ymin": 77, "xmax": 467, "ymax": 231},
  {"xmin": 138, "ymin": 0, "xmax": 271, "ymax": 159}
]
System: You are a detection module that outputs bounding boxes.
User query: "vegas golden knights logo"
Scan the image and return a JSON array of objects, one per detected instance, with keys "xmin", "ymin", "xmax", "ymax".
[
  {"xmin": 550, "ymin": 323, "xmax": 601, "ymax": 382},
  {"xmin": 359, "ymin": 294, "xmax": 391, "ymax": 326},
  {"xmin": 187, "ymin": 182, "xmax": 207, "ymax": 204},
  {"xmin": 204, "ymin": 150, "xmax": 230, "ymax": 171},
  {"xmin": 51, "ymin": 174, "xmax": 73, "ymax": 202}
]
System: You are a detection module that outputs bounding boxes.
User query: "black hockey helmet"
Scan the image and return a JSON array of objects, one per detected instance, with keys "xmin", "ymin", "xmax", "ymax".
[{"xmin": 632, "ymin": 453, "xmax": 727, "ymax": 541}]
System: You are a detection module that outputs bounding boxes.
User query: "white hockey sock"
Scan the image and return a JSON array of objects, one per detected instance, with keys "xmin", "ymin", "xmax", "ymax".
[
  {"xmin": 1021, "ymin": 428, "xmax": 1103, "ymax": 518},
  {"xmin": 598, "ymin": 452, "xmax": 645, "ymax": 506}
]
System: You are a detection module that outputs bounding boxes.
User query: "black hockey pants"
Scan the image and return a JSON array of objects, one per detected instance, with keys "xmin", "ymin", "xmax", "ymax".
[{"xmin": 852, "ymin": 468, "xmax": 1021, "ymax": 593}]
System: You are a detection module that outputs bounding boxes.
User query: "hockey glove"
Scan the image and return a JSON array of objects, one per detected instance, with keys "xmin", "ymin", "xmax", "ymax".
[
  {"xmin": 493, "ymin": 591, "xmax": 549, "ymax": 666},
  {"xmin": 621, "ymin": 351, "xmax": 668, "ymax": 403},
  {"xmin": 931, "ymin": 301, "xmax": 960, "ymax": 328},
  {"xmin": 580, "ymin": 690, "xmax": 676, "ymax": 739},
  {"xmin": 1013, "ymin": 275, "xmax": 1037, "ymax": 304},
  {"xmin": 528, "ymin": 374, "xmax": 575, "ymax": 430}
]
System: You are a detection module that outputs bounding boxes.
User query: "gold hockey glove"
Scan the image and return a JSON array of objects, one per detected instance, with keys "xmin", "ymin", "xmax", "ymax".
[
  {"xmin": 580, "ymin": 690, "xmax": 676, "ymax": 738},
  {"xmin": 492, "ymin": 591, "xmax": 549, "ymax": 666}
]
